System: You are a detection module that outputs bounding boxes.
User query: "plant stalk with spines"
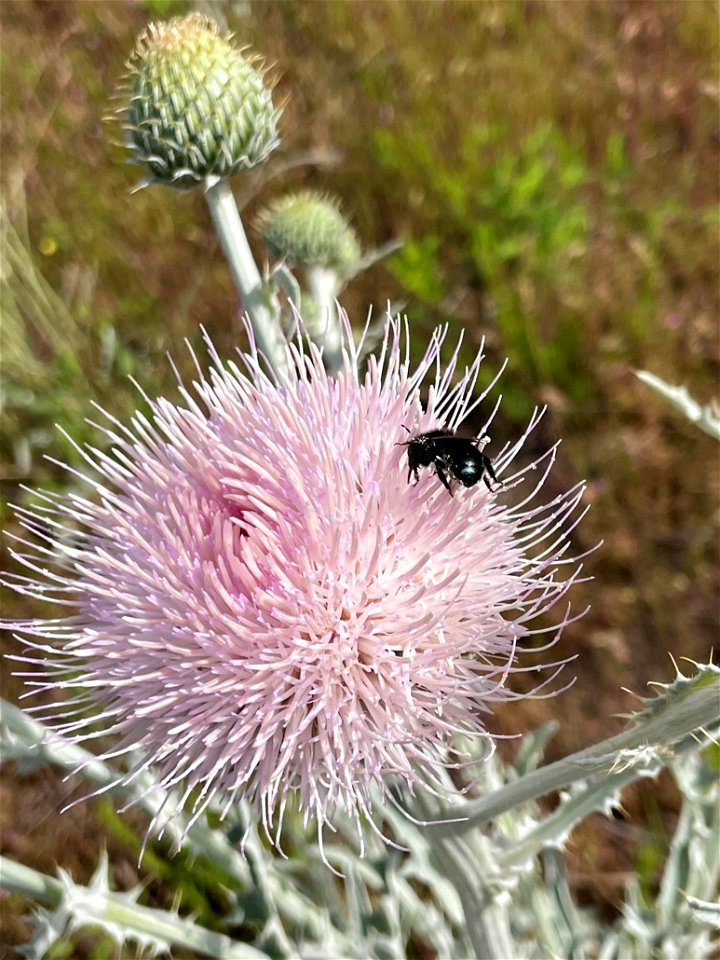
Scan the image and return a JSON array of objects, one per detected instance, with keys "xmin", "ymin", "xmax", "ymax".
[
  {"xmin": 204, "ymin": 179, "xmax": 288, "ymax": 377},
  {"xmin": 0, "ymin": 853, "xmax": 267, "ymax": 960},
  {"xmin": 402, "ymin": 664, "xmax": 720, "ymax": 960},
  {"xmin": 635, "ymin": 370, "xmax": 720, "ymax": 439},
  {"xmin": 423, "ymin": 660, "xmax": 719, "ymax": 840}
]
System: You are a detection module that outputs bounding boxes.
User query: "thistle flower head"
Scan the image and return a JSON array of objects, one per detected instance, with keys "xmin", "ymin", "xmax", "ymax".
[
  {"xmin": 121, "ymin": 13, "xmax": 281, "ymax": 189},
  {"xmin": 257, "ymin": 191, "xmax": 361, "ymax": 276},
  {"xmin": 4, "ymin": 316, "xmax": 586, "ymax": 845}
]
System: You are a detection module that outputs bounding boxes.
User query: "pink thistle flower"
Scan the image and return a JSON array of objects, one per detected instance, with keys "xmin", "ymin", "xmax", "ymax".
[{"xmin": 3, "ymin": 315, "xmax": 586, "ymax": 845}]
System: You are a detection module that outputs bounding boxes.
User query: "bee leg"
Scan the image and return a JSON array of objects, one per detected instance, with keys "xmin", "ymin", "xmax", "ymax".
[
  {"xmin": 483, "ymin": 474, "xmax": 502, "ymax": 490},
  {"xmin": 435, "ymin": 463, "xmax": 453, "ymax": 496},
  {"xmin": 483, "ymin": 456, "xmax": 501, "ymax": 490}
]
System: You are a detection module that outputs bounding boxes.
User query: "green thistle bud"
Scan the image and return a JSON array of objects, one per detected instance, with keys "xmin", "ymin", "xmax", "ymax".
[
  {"xmin": 257, "ymin": 191, "xmax": 361, "ymax": 276},
  {"xmin": 122, "ymin": 14, "xmax": 281, "ymax": 189}
]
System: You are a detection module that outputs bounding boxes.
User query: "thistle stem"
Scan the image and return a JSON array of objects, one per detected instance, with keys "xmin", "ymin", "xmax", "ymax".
[
  {"xmin": 427, "ymin": 673, "xmax": 719, "ymax": 837},
  {"xmin": 204, "ymin": 179, "xmax": 288, "ymax": 379},
  {"xmin": 0, "ymin": 856, "xmax": 263, "ymax": 959},
  {"xmin": 306, "ymin": 264, "xmax": 343, "ymax": 374},
  {"xmin": 635, "ymin": 370, "xmax": 720, "ymax": 439}
]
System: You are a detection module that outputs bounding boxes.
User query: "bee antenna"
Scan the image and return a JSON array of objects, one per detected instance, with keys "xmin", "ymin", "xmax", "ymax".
[{"xmin": 395, "ymin": 424, "xmax": 412, "ymax": 448}]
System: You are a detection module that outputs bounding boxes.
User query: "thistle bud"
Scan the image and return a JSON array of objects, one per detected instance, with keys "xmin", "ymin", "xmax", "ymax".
[
  {"xmin": 122, "ymin": 14, "xmax": 281, "ymax": 189},
  {"xmin": 257, "ymin": 191, "xmax": 361, "ymax": 276}
]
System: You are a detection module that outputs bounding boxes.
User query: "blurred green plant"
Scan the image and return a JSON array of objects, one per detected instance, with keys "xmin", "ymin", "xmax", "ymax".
[
  {"xmin": 0, "ymin": 210, "xmax": 156, "ymax": 491},
  {"xmin": 375, "ymin": 121, "xmax": 590, "ymax": 419},
  {"xmin": 636, "ymin": 370, "xmax": 720, "ymax": 439}
]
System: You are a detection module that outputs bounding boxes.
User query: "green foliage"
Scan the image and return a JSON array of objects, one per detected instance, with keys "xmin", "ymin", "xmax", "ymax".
[
  {"xmin": 0, "ymin": 214, "xmax": 172, "ymax": 496},
  {"xmin": 389, "ymin": 235, "xmax": 445, "ymax": 305},
  {"xmin": 634, "ymin": 801, "xmax": 669, "ymax": 906},
  {"xmin": 44, "ymin": 941, "xmax": 71, "ymax": 959},
  {"xmin": 377, "ymin": 120, "xmax": 591, "ymax": 419},
  {"xmin": 142, "ymin": 0, "xmax": 187, "ymax": 17}
]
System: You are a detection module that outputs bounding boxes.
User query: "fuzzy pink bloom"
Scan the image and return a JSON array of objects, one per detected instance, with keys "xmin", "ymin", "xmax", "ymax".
[{"xmin": 4, "ymin": 317, "xmax": 585, "ymax": 843}]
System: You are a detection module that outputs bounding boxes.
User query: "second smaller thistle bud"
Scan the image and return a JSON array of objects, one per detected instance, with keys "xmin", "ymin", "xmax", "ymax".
[
  {"xmin": 257, "ymin": 191, "xmax": 361, "ymax": 277},
  {"xmin": 121, "ymin": 13, "xmax": 281, "ymax": 189}
]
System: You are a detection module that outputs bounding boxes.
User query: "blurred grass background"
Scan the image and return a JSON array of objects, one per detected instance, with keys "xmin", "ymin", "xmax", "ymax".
[{"xmin": 1, "ymin": 0, "xmax": 718, "ymax": 955}]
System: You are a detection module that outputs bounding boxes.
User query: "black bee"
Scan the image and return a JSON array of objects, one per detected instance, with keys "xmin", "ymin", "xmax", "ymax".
[{"xmin": 401, "ymin": 427, "xmax": 500, "ymax": 496}]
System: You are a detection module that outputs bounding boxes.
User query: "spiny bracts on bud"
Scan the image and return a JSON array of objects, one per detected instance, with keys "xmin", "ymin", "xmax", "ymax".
[
  {"xmin": 257, "ymin": 191, "xmax": 361, "ymax": 275},
  {"xmin": 121, "ymin": 14, "xmax": 281, "ymax": 189}
]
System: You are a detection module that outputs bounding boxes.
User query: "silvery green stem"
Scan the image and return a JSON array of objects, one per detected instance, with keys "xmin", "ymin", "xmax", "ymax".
[
  {"xmin": 409, "ymin": 790, "xmax": 517, "ymax": 959},
  {"xmin": 656, "ymin": 751, "xmax": 720, "ymax": 927},
  {"xmin": 239, "ymin": 818, "xmax": 297, "ymax": 959},
  {"xmin": 0, "ymin": 855, "xmax": 265, "ymax": 959},
  {"xmin": 636, "ymin": 370, "xmax": 720, "ymax": 439},
  {"xmin": 1, "ymin": 854, "xmax": 58, "ymax": 903},
  {"xmin": 270, "ymin": 262, "xmax": 302, "ymax": 314},
  {"xmin": 686, "ymin": 897, "xmax": 720, "ymax": 925},
  {"xmin": 429, "ymin": 839, "xmax": 515, "ymax": 959},
  {"xmin": 306, "ymin": 264, "xmax": 343, "ymax": 374},
  {"xmin": 535, "ymin": 848, "xmax": 590, "ymax": 957},
  {"xmin": 427, "ymin": 667, "xmax": 719, "ymax": 838},
  {"xmin": 497, "ymin": 728, "xmax": 706, "ymax": 871},
  {"xmin": 204, "ymin": 179, "xmax": 288, "ymax": 379}
]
